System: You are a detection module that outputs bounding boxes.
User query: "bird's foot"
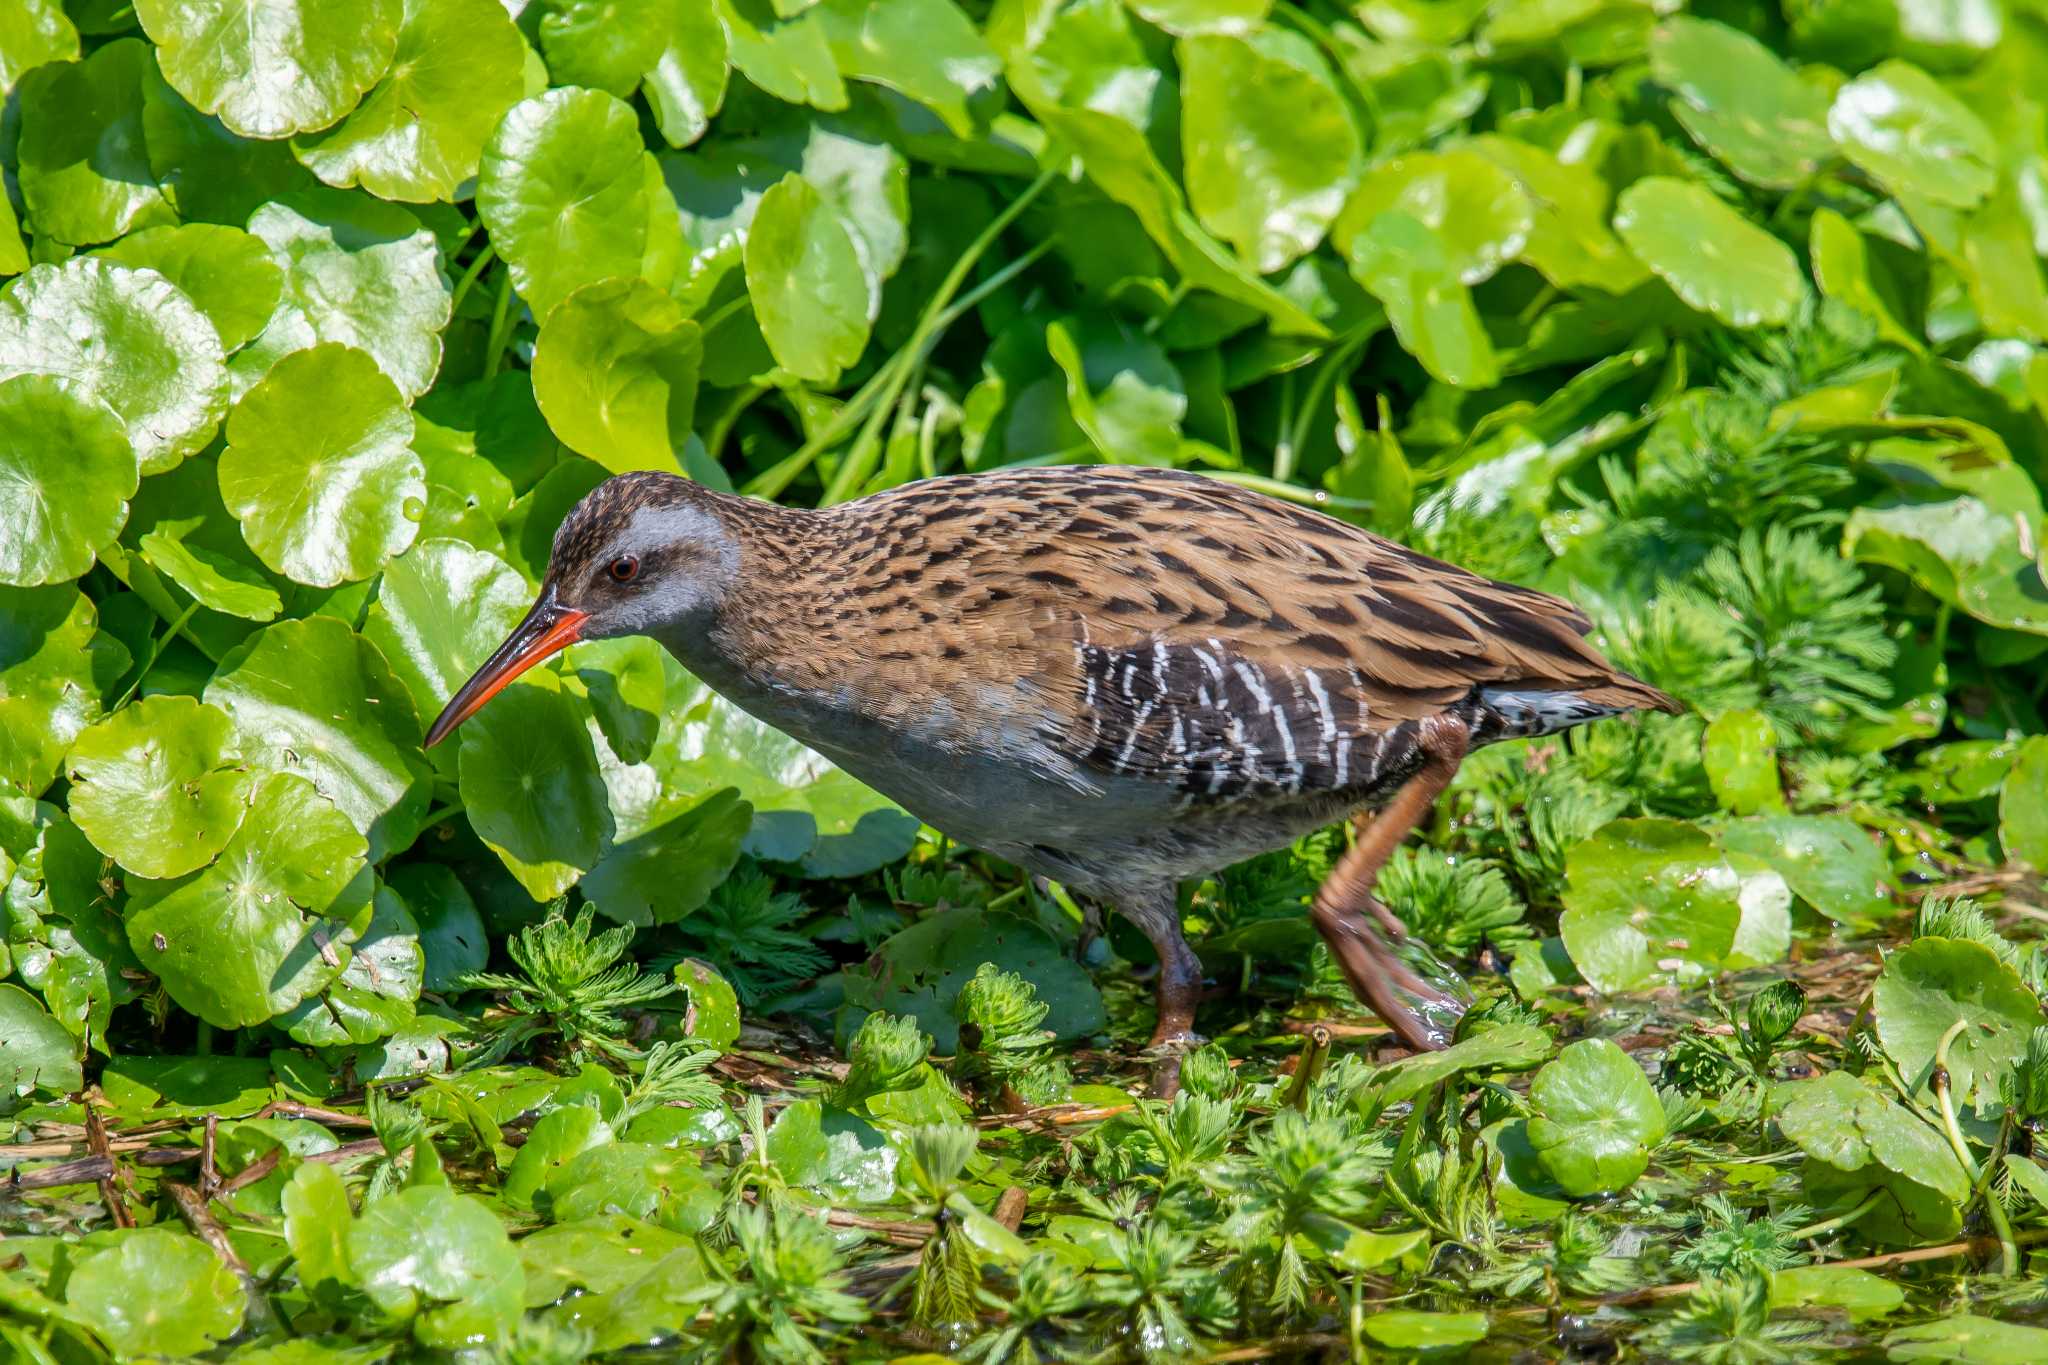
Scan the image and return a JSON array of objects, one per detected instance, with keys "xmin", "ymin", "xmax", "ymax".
[{"xmin": 1140, "ymin": 1027, "xmax": 1206, "ymax": 1100}]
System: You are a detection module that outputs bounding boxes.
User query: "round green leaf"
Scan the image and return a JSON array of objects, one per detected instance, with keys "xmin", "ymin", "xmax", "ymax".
[
  {"xmin": 1363, "ymin": 1311, "xmax": 1489, "ymax": 1350},
  {"xmin": 293, "ymin": 0, "xmax": 525, "ymax": 202},
  {"xmin": 126, "ymin": 771, "xmax": 366, "ymax": 1028},
  {"xmin": 457, "ymin": 670, "xmax": 613, "ymax": 901},
  {"xmin": 1845, "ymin": 427, "xmax": 2048, "ymax": 636},
  {"xmin": 347, "ymin": 1184, "xmax": 523, "ymax": 1343},
  {"xmin": 66, "ymin": 1227, "xmax": 246, "ymax": 1356},
  {"xmin": 540, "ymin": 0, "xmax": 664, "ymax": 95},
  {"xmin": 16, "ymin": 37, "xmax": 176, "ymax": 246},
  {"xmin": 533, "ymin": 278, "xmax": 703, "ymax": 476},
  {"xmin": 1465, "ymin": 134, "xmax": 1645, "ymax": 293},
  {"xmin": 0, "ymin": 258, "xmax": 228, "ymax": 475},
  {"xmin": 134, "ymin": 0, "xmax": 402, "ymax": 139},
  {"xmin": 1347, "ymin": 211, "xmax": 1498, "ymax": 390},
  {"xmin": 138, "ymin": 523, "xmax": 284, "ymax": 620},
  {"xmin": 362, "ymin": 538, "xmax": 532, "ymax": 727},
  {"xmin": 582, "ymin": 788, "xmax": 750, "ymax": 927},
  {"xmin": 1526, "ymin": 1037, "xmax": 1666, "ymax": 1197},
  {"xmin": 504, "ymin": 1105, "xmax": 614, "ymax": 1210},
  {"xmin": 1560, "ymin": 818, "xmax": 1788, "ymax": 990},
  {"xmin": 282, "ymin": 882, "xmax": 421, "ymax": 1046},
  {"xmin": 236, "ymin": 194, "xmax": 450, "ymax": 399},
  {"xmin": 386, "ymin": 862, "xmax": 486, "ymax": 990},
  {"xmin": 1180, "ymin": 29, "xmax": 1360, "ymax": 274},
  {"xmin": 1829, "ymin": 60, "xmax": 1997, "ymax": 208},
  {"xmin": 0, "ymin": 586, "xmax": 126, "ymax": 797},
  {"xmin": 1885, "ymin": 1316, "xmax": 2048, "ymax": 1364},
  {"xmin": 744, "ymin": 172, "xmax": 875, "ymax": 386},
  {"xmin": 0, "ymin": 982, "xmax": 83, "ymax": 1097},
  {"xmin": 645, "ymin": 0, "xmax": 729, "ymax": 148},
  {"xmin": 1702, "ymin": 708, "xmax": 1782, "ymax": 815},
  {"xmin": 221, "ymin": 343, "xmax": 425, "ymax": 588},
  {"xmin": 95, "ymin": 224, "xmax": 287, "ymax": 354},
  {"xmin": 0, "ymin": 373, "xmax": 138, "ymax": 587},
  {"xmin": 282, "ymin": 1160, "xmax": 355, "ymax": 1296},
  {"xmin": 65, "ymin": 694, "xmax": 253, "ymax": 879},
  {"xmin": 205, "ymin": 615, "xmax": 431, "ymax": 860},
  {"xmin": 1769, "ymin": 1265, "xmax": 1904, "ymax": 1322},
  {"xmin": 1720, "ymin": 814, "xmax": 1891, "ymax": 925},
  {"xmin": 1336, "ymin": 149, "xmax": 1532, "ymax": 285},
  {"xmin": 1614, "ymin": 176, "xmax": 1803, "ymax": 329},
  {"xmin": 1650, "ymin": 17, "xmax": 1835, "ymax": 190},
  {"xmin": 1874, "ymin": 936, "xmax": 2042, "ymax": 1117},
  {"xmin": 477, "ymin": 88, "xmax": 684, "ymax": 321}
]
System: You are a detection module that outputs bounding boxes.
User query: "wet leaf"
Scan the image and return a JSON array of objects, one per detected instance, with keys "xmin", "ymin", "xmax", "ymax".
[
  {"xmin": 533, "ymin": 278, "xmax": 703, "ymax": 475},
  {"xmin": 2002, "ymin": 736, "xmax": 2048, "ymax": 869},
  {"xmin": 16, "ymin": 38, "xmax": 177, "ymax": 246},
  {"xmin": 1650, "ymin": 17, "xmax": 1835, "ymax": 190},
  {"xmin": 362, "ymin": 539, "xmax": 532, "ymax": 728},
  {"xmin": 236, "ymin": 193, "xmax": 451, "ymax": 398},
  {"xmin": 1613, "ymin": 177, "xmax": 1804, "ymax": 329},
  {"xmin": 347, "ymin": 1184, "xmax": 524, "ymax": 1347},
  {"xmin": 126, "ymin": 772, "xmax": 366, "ymax": 1028},
  {"xmin": 0, "ymin": 587, "xmax": 125, "ymax": 795},
  {"xmin": 220, "ymin": 343, "xmax": 425, "ymax": 588},
  {"xmin": 0, "ymin": 375, "xmax": 138, "ymax": 587},
  {"xmin": 66, "ymin": 1226, "xmax": 245, "ymax": 1356},
  {"xmin": 1526, "ymin": 1038, "xmax": 1665, "ymax": 1197},
  {"xmin": 0, "ymin": 258, "xmax": 227, "ymax": 475},
  {"xmin": 1830, "ymin": 60, "xmax": 1997, "ymax": 208},
  {"xmin": 582, "ymin": 788, "xmax": 751, "ymax": 926},
  {"xmin": 134, "ymin": 0, "xmax": 398, "ymax": 139},
  {"xmin": 94, "ymin": 225, "xmax": 287, "ymax": 356},
  {"xmin": 1873, "ymin": 936, "xmax": 2040, "ymax": 1117},
  {"xmin": 294, "ymin": 0, "xmax": 525, "ymax": 202},
  {"xmin": 1180, "ymin": 29, "xmax": 1359, "ymax": 273},
  {"xmin": 1338, "ymin": 149, "xmax": 1533, "ymax": 285},
  {"xmin": 64, "ymin": 694, "xmax": 252, "ymax": 878},
  {"xmin": 745, "ymin": 172, "xmax": 875, "ymax": 386},
  {"xmin": 0, "ymin": 983, "xmax": 83, "ymax": 1096},
  {"xmin": 477, "ymin": 88, "xmax": 683, "ymax": 320},
  {"xmin": 457, "ymin": 670, "xmax": 613, "ymax": 900}
]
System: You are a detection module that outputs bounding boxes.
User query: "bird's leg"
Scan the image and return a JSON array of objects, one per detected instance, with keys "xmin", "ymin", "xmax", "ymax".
[
  {"xmin": 1349, "ymin": 810, "xmax": 1412, "ymax": 940},
  {"xmin": 1312, "ymin": 715, "xmax": 1473, "ymax": 1052},
  {"xmin": 1114, "ymin": 883, "xmax": 1205, "ymax": 1098}
]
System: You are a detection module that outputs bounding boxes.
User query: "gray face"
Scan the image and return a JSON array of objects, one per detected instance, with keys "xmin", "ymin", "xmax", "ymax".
[{"xmin": 551, "ymin": 499, "xmax": 739, "ymax": 640}]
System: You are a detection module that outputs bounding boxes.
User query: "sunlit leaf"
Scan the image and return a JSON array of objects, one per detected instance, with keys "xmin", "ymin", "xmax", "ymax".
[
  {"xmin": 294, "ymin": 0, "xmax": 525, "ymax": 202},
  {"xmin": 220, "ymin": 343, "xmax": 425, "ymax": 588},
  {"xmin": 0, "ymin": 258, "xmax": 228, "ymax": 475},
  {"xmin": 134, "ymin": 0, "xmax": 401, "ymax": 139}
]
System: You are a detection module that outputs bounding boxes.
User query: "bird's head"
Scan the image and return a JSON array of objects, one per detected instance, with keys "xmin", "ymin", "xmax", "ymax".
[{"xmin": 424, "ymin": 472, "xmax": 737, "ymax": 748}]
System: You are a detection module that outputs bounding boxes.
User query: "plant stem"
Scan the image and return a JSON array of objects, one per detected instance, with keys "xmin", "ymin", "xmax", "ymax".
[
  {"xmin": 448, "ymin": 243, "xmax": 497, "ymax": 316},
  {"xmin": 113, "ymin": 602, "xmax": 200, "ymax": 710},
  {"xmin": 820, "ymin": 233, "xmax": 1059, "ymax": 506},
  {"xmin": 482, "ymin": 271, "xmax": 517, "ymax": 379},
  {"xmin": 1932, "ymin": 1016, "xmax": 2017, "ymax": 1275},
  {"xmin": 1786, "ymin": 1190, "xmax": 1883, "ymax": 1241},
  {"xmin": 1204, "ymin": 470, "xmax": 1374, "ymax": 513},
  {"xmin": 745, "ymin": 172, "xmax": 1054, "ymax": 504}
]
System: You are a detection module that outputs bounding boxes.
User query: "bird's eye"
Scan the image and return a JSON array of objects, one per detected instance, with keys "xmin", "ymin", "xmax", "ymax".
[{"xmin": 608, "ymin": 555, "xmax": 640, "ymax": 583}]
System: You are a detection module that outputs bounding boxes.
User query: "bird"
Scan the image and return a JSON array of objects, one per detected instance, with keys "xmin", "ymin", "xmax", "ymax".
[{"xmin": 425, "ymin": 464, "xmax": 1678, "ymax": 1087}]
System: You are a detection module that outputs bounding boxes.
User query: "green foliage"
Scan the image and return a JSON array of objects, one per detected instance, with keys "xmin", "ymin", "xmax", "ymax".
[
  {"xmin": 461, "ymin": 903, "xmax": 674, "ymax": 1064},
  {"xmin": 5, "ymin": 0, "xmax": 2048, "ymax": 1356}
]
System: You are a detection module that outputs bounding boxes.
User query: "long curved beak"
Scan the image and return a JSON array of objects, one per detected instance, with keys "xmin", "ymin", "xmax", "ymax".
[{"xmin": 423, "ymin": 596, "xmax": 589, "ymax": 749}]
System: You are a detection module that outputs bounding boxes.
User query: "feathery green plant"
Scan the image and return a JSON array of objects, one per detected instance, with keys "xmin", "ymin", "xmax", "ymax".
[{"xmin": 459, "ymin": 904, "xmax": 674, "ymax": 1064}]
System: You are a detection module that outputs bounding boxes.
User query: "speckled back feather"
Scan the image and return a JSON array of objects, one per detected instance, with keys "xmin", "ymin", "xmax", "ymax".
[{"xmin": 563, "ymin": 466, "xmax": 1678, "ymax": 807}]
